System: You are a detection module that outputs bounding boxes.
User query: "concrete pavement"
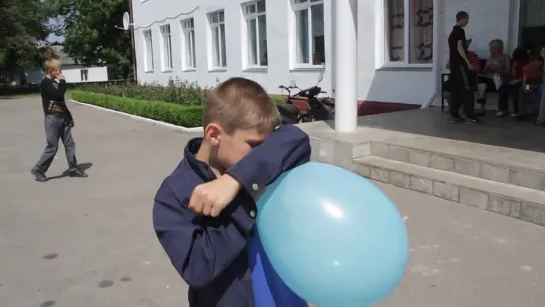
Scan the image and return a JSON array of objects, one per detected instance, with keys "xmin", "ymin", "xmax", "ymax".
[{"xmin": 1, "ymin": 98, "xmax": 544, "ymax": 307}]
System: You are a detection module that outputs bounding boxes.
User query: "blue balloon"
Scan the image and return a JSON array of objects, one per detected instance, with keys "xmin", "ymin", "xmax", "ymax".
[{"xmin": 256, "ymin": 162, "xmax": 408, "ymax": 307}]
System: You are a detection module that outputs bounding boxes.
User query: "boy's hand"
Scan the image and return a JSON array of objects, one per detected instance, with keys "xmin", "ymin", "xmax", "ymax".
[{"xmin": 189, "ymin": 174, "xmax": 242, "ymax": 217}]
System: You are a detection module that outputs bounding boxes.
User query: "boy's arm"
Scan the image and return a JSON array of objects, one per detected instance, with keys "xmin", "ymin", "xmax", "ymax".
[
  {"xmin": 225, "ymin": 124, "xmax": 311, "ymax": 196},
  {"xmin": 153, "ymin": 181, "xmax": 255, "ymax": 289},
  {"xmin": 41, "ymin": 78, "xmax": 67, "ymax": 102}
]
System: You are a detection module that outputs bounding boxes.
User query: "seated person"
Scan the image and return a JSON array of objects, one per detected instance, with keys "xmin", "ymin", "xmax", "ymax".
[
  {"xmin": 478, "ymin": 39, "xmax": 514, "ymax": 116},
  {"xmin": 512, "ymin": 54, "xmax": 543, "ymax": 119},
  {"xmin": 475, "ymin": 45, "xmax": 526, "ymax": 112},
  {"xmin": 444, "ymin": 38, "xmax": 481, "ymax": 113}
]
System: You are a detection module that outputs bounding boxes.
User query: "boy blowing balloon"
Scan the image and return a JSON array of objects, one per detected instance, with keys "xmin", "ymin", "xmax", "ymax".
[{"xmin": 153, "ymin": 77, "xmax": 310, "ymax": 307}]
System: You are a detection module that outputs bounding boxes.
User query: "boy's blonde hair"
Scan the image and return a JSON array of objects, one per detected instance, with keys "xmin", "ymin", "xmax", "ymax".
[
  {"xmin": 44, "ymin": 58, "xmax": 61, "ymax": 74},
  {"xmin": 203, "ymin": 77, "xmax": 280, "ymax": 134}
]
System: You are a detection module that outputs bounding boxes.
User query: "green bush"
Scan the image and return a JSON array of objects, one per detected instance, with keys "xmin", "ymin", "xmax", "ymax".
[
  {"xmin": 72, "ymin": 90, "xmax": 203, "ymax": 128},
  {"xmin": 78, "ymin": 78, "xmax": 208, "ymax": 105},
  {"xmin": 271, "ymin": 95, "xmax": 285, "ymax": 104}
]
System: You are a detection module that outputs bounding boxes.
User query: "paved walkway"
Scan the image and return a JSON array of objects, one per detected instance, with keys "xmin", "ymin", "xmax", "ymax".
[{"xmin": 1, "ymin": 98, "xmax": 544, "ymax": 307}]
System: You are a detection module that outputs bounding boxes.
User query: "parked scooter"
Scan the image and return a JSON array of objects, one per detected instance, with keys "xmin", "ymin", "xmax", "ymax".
[{"xmin": 276, "ymin": 72, "xmax": 335, "ymax": 125}]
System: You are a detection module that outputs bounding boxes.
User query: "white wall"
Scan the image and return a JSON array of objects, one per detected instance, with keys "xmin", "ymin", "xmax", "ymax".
[
  {"xmin": 357, "ymin": 0, "xmax": 435, "ymax": 105},
  {"xmin": 63, "ymin": 66, "xmax": 109, "ymax": 83},
  {"xmin": 131, "ymin": 0, "xmax": 520, "ymax": 105},
  {"xmin": 133, "ymin": 0, "xmax": 331, "ymax": 97}
]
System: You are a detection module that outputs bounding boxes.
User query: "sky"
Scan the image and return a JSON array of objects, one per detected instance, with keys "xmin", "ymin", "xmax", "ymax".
[{"xmin": 47, "ymin": 18, "xmax": 64, "ymax": 43}]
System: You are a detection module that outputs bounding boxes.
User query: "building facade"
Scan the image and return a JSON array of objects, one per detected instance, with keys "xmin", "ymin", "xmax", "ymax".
[{"xmin": 131, "ymin": 0, "xmax": 543, "ymax": 106}]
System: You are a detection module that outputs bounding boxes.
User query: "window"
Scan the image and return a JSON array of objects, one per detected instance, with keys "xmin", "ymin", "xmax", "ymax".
[
  {"xmin": 208, "ymin": 10, "xmax": 227, "ymax": 68},
  {"xmin": 143, "ymin": 30, "xmax": 154, "ymax": 71},
  {"xmin": 243, "ymin": 0, "xmax": 268, "ymax": 67},
  {"xmin": 387, "ymin": 0, "xmax": 433, "ymax": 64},
  {"xmin": 181, "ymin": 18, "xmax": 196, "ymax": 70},
  {"xmin": 292, "ymin": 0, "xmax": 325, "ymax": 66},
  {"xmin": 80, "ymin": 69, "xmax": 88, "ymax": 81},
  {"xmin": 160, "ymin": 24, "xmax": 173, "ymax": 70}
]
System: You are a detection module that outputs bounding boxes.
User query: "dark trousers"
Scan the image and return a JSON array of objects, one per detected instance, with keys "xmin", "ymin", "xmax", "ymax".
[
  {"xmin": 35, "ymin": 114, "xmax": 78, "ymax": 173},
  {"xmin": 498, "ymin": 83, "xmax": 519, "ymax": 113},
  {"xmin": 450, "ymin": 64, "xmax": 475, "ymax": 118}
]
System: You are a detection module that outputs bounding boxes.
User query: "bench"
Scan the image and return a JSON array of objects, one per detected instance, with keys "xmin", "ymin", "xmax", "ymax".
[{"xmin": 441, "ymin": 59, "xmax": 498, "ymax": 111}]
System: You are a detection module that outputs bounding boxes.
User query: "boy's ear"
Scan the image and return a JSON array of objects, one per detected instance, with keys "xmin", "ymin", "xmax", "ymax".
[{"xmin": 204, "ymin": 123, "xmax": 222, "ymax": 146}]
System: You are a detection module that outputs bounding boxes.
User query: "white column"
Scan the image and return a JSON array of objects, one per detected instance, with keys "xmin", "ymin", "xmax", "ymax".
[{"xmin": 333, "ymin": 0, "xmax": 358, "ymax": 132}]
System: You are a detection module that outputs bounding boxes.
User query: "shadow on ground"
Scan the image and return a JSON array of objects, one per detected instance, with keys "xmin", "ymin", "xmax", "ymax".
[{"xmin": 47, "ymin": 162, "xmax": 93, "ymax": 180}]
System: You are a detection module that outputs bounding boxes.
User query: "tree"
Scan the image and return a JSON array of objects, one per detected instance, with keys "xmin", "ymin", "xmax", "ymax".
[
  {"xmin": 49, "ymin": 0, "xmax": 133, "ymax": 80},
  {"xmin": 0, "ymin": 0, "xmax": 51, "ymax": 70}
]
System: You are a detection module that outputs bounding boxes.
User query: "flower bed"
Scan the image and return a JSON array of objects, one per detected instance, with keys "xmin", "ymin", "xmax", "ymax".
[{"xmin": 77, "ymin": 78, "xmax": 207, "ymax": 105}]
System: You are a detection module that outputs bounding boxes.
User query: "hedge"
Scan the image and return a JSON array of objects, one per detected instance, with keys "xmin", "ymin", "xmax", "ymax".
[{"xmin": 71, "ymin": 90, "xmax": 203, "ymax": 128}]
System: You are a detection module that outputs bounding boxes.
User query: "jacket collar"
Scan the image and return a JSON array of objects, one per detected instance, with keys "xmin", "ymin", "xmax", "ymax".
[{"xmin": 184, "ymin": 137, "xmax": 217, "ymax": 182}]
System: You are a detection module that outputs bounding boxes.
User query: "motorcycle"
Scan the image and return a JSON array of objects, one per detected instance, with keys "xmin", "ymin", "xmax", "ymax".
[{"xmin": 276, "ymin": 72, "xmax": 335, "ymax": 125}]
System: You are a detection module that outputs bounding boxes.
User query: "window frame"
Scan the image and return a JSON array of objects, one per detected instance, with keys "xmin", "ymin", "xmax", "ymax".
[
  {"xmin": 80, "ymin": 69, "xmax": 89, "ymax": 81},
  {"xmin": 159, "ymin": 24, "xmax": 174, "ymax": 72},
  {"xmin": 241, "ymin": 0, "xmax": 268, "ymax": 71},
  {"xmin": 378, "ymin": 0, "xmax": 434, "ymax": 69},
  {"xmin": 143, "ymin": 29, "xmax": 154, "ymax": 72},
  {"xmin": 208, "ymin": 10, "xmax": 227, "ymax": 71},
  {"xmin": 290, "ymin": 0, "xmax": 325, "ymax": 70},
  {"xmin": 181, "ymin": 18, "xmax": 197, "ymax": 71}
]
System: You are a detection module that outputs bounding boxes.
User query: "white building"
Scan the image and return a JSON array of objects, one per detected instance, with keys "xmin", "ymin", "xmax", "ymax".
[
  {"xmin": 49, "ymin": 45, "xmax": 109, "ymax": 84},
  {"xmin": 131, "ymin": 0, "xmax": 545, "ymax": 107}
]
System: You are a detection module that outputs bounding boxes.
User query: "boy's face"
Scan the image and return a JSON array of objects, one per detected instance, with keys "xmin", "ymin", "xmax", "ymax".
[
  {"xmin": 205, "ymin": 123, "xmax": 272, "ymax": 170},
  {"xmin": 50, "ymin": 61, "xmax": 62, "ymax": 78}
]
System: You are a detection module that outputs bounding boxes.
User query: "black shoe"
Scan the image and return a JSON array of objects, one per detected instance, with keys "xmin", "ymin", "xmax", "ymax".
[
  {"xmin": 31, "ymin": 168, "xmax": 47, "ymax": 182},
  {"xmin": 68, "ymin": 168, "xmax": 88, "ymax": 178},
  {"xmin": 450, "ymin": 116, "xmax": 464, "ymax": 123},
  {"xmin": 465, "ymin": 117, "xmax": 480, "ymax": 124}
]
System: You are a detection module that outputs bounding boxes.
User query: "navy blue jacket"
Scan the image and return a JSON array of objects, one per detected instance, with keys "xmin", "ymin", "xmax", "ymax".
[{"xmin": 153, "ymin": 125, "xmax": 311, "ymax": 307}]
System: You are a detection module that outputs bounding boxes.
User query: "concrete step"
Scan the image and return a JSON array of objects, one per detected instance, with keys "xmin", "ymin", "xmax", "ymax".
[
  {"xmin": 353, "ymin": 155, "xmax": 545, "ymax": 227},
  {"xmin": 369, "ymin": 140, "xmax": 545, "ymax": 192}
]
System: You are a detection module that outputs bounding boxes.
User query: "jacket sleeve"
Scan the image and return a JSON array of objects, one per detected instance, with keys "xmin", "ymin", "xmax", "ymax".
[
  {"xmin": 153, "ymin": 180, "xmax": 255, "ymax": 289},
  {"xmin": 225, "ymin": 124, "xmax": 311, "ymax": 196},
  {"xmin": 41, "ymin": 78, "xmax": 67, "ymax": 102}
]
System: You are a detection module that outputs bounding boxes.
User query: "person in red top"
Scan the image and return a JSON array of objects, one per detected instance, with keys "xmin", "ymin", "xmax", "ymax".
[
  {"xmin": 467, "ymin": 41, "xmax": 481, "ymax": 70},
  {"xmin": 512, "ymin": 47, "xmax": 531, "ymax": 81}
]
